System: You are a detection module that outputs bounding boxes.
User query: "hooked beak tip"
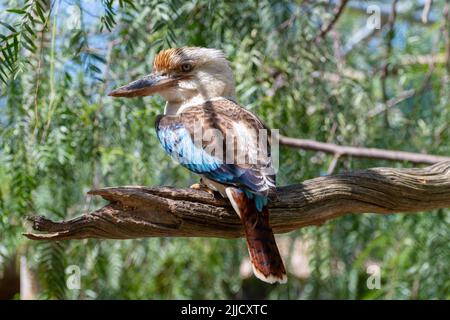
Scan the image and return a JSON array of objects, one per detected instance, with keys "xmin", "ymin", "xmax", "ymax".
[{"xmin": 108, "ymin": 87, "xmax": 130, "ymax": 98}]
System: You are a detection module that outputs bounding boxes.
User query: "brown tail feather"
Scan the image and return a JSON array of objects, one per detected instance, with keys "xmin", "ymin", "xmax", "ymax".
[{"xmin": 225, "ymin": 187, "xmax": 287, "ymax": 284}]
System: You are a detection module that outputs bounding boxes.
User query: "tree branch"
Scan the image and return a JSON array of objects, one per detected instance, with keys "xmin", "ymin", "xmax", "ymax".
[
  {"xmin": 278, "ymin": 136, "xmax": 450, "ymax": 164},
  {"xmin": 422, "ymin": 0, "xmax": 433, "ymax": 24},
  {"xmin": 24, "ymin": 161, "xmax": 450, "ymax": 241},
  {"xmin": 317, "ymin": 0, "xmax": 349, "ymax": 40}
]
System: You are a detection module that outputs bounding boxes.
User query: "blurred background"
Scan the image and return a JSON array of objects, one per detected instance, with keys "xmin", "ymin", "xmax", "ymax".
[{"xmin": 0, "ymin": 0, "xmax": 449, "ymax": 299}]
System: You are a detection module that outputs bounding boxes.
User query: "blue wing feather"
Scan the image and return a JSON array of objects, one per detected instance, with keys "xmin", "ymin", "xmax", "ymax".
[
  {"xmin": 157, "ymin": 123, "xmax": 238, "ymax": 184},
  {"xmin": 157, "ymin": 121, "xmax": 264, "ymax": 186}
]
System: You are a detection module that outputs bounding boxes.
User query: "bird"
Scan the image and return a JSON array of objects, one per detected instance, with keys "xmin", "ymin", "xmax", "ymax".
[{"xmin": 108, "ymin": 47, "xmax": 287, "ymax": 284}]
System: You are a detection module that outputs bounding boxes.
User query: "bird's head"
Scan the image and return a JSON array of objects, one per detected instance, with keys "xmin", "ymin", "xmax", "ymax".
[{"xmin": 109, "ymin": 47, "xmax": 236, "ymax": 110}]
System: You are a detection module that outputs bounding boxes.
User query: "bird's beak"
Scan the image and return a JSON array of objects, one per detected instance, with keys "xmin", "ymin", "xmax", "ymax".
[{"xmin": 108, "ymin": 73, "xmax": 178, "ymax": 98}]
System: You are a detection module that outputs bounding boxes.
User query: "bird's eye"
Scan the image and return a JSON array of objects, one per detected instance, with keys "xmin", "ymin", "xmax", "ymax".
[{"xmin": 180, "ymin": 63, "xmax": 193, "ymax": 72}]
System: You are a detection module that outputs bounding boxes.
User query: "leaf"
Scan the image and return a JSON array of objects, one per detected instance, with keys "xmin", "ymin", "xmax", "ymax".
[
  {"xmin": 88, "ymin": 63, "xmax": 101, "ymax": 74},
  {"xmin": 0, "ymin": 21, "xmax": 18, "ymax": 33},
  {"xmin": 6, "ymin": 9, "xmax": 26, "ymax": 15},
  {"xmin": 24, "ymin": 23, "xmax": 35, "ymax": 39},
  {"xmin": 12, "ymin": 36, "xmax": 18, "ymax": 59},
  {"xmin": 21, "ymin": 32, "xmax": 37, "ymax": 51},
  {"xmin": 0, "ymin": 66, "xmax": 7, "ymax": 84},
  {"xmin": 34, "ymin": 7, "xmax": 46, "ymax": 25}
]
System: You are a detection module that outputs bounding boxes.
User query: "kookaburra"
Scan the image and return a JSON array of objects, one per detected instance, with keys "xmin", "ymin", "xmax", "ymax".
[{"xmin": 109, "ymin": 47, "xmax": 287, "ymax": 284}]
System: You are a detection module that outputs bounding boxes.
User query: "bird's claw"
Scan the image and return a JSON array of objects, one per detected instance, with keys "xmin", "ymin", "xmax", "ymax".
[
  {"xmin": 190, "ymin": 183, "xmax": 202, "ymax": 189},
  {"xmin": 190, "ymin": 182, "xmax": 215, "ymax": 194}
]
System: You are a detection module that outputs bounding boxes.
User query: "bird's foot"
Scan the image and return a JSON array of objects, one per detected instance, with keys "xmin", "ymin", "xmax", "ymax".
[
  {"xmin": 190, "ymin": 183, "xmax": 202, "ymax": 189},
  {"xmin": 190, "ymin": 182, "xmax": 215, "ymax": 195}
]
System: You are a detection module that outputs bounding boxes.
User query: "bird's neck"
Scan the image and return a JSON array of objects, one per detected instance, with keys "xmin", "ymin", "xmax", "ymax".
[{"xmin": 164, "ymin": 95, "xmax": 236, "ymax": 115}]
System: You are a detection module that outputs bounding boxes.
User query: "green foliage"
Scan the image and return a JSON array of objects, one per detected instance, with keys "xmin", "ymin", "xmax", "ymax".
[
  {"xmin": 0, "ymin": 0, "xmax": 50, "ymax": 83},
  {"xmin": 100, "ymin": 0, "xmax": 135, "ymax": 32},
  {"xmin": 34, "ymin": 241, "xmax": 67, "ymax": 299},
  {"xmin": 0, "ymin": 0, "xmax": 449, "ymax": 299}
]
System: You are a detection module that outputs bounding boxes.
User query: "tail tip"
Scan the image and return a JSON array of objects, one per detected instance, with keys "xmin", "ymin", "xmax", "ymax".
[{"xmin": 252, "ymin": 266, "xmax": 288, "ymax": 284}]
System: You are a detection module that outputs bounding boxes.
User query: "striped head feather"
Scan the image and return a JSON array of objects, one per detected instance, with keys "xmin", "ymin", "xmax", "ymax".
[{"xmin": 153, "ymin": 47, "xmax": 226, "ymax": 72}]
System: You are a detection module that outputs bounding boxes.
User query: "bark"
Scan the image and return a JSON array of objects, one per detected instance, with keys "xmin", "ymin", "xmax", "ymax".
[{"xmin": 24, "ymin": 161, "xmax": 450, "ymax": 240}]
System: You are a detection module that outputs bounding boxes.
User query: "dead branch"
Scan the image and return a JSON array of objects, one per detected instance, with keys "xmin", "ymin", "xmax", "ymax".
[{"xmin": 24, "ymin": 161, "xmax": 450, "ymax": 241}]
